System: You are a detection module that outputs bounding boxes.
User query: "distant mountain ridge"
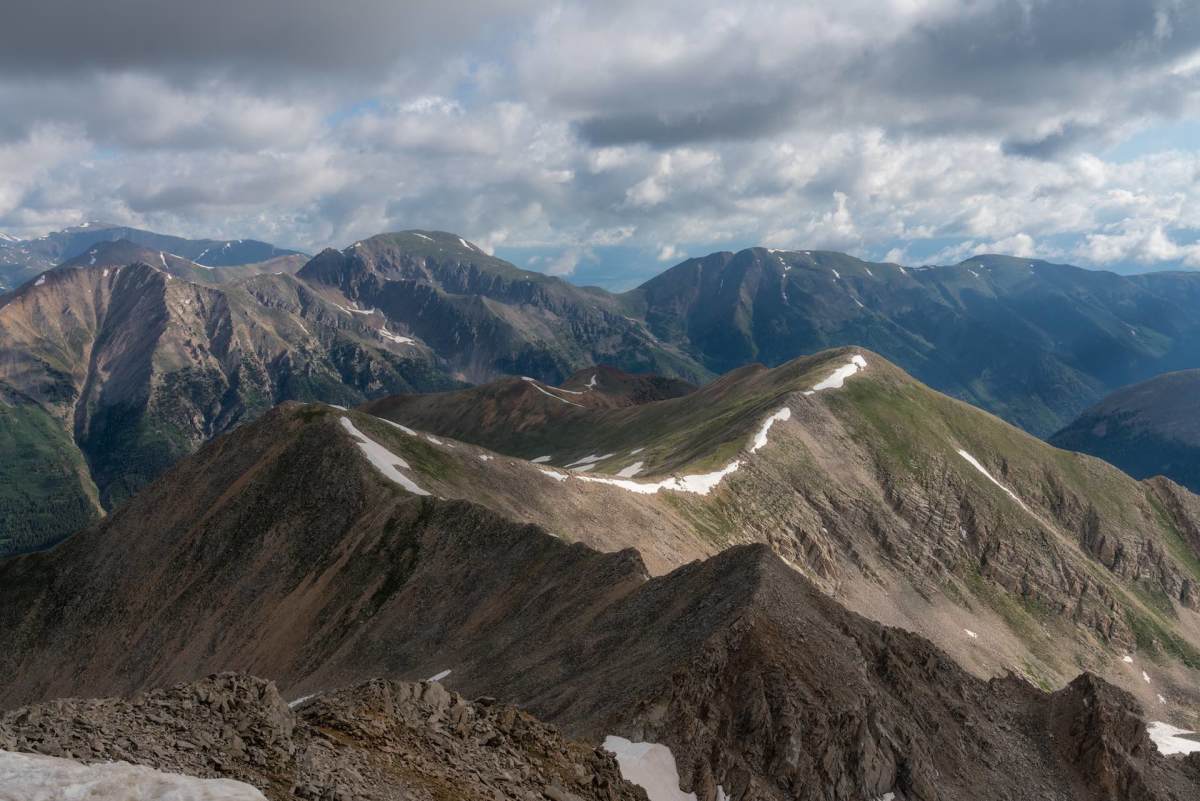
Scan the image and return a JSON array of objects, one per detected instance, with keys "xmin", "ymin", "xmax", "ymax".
[
  {"xmin": 1051, "ymin": 369, "xmax": 1200, "ymax": 493},
  {"xmin": 0, "ymin": 221, "xmax": 304, "ymax": 291}
]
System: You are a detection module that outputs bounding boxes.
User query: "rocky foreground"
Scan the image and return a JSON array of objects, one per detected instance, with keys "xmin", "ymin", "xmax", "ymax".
[{"xmin": 0, "ymin": 673, "xmax": 645, "ymax": 801}]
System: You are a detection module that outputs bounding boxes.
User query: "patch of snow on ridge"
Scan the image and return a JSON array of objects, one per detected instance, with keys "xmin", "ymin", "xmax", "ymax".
[
  {"xmin": 539, "ymin": 469, "xmax": 568, "ymax": 481},
  {"xmin": 751, "ymin": 408, "xmax": 791, "ymax": 452},
  {"xmin": 577, "ymin": 461, "xmax": 742, "ymax": 496},
  {"xmin": 617, "ymin": 461, "xmax": 645, "ymax": 478},
  {"xmin": 957, "ymin": 450, "xmax": 1030, "ymax": 513},
  {"xmin": 339, "ymin": 417, "xmax": 430, "ymax": 496},
  {"xmin": 521, "ymin": 376, "xmax": 585, "ymax": 406},
  {"xmin": 380, "ymin": 418, "xmax": 417, "ymax": 436},
  {"xmin": 603, "ymin": 736, "xmax": 698, "ymax": 801},
  {"xmin": 0, "ymin": 750, "xmax": 267, "ymax": 800},
  {"xmin": 33, "ymin": 275, "xmax": 45, "ymax": 286},
  {"xmin": 531, "ymin": 455, "xmax": 553, "ymax": 464},
  {"xmin": 1148, "ymin": 722, "xmax": 1200, "ymax": 756},
  {"xmin": 803, "ymin": 354, "xmax": 868, "ymax": 395},
  {"xmin": 427, "ymin": 669, "xmax": 451, "ymax": 682},
  {"xmin": 587, "ymin": 374, "xmax": 598, "ymax": 388},
  {"xmin": 413, "ymin": 233, "xmax": 433, "ymax": 241}
]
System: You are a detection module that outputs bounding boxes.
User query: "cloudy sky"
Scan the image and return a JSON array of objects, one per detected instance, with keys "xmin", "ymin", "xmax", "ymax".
[{"xmin": 2, "ymin": 0, "xmax": 1199, "ymax": 287}]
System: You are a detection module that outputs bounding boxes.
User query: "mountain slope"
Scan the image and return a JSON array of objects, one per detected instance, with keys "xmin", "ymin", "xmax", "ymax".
[
  {"xmin": 7, "ymin": 349, "xmax": 1200, "ymax": 714},
  {"xmin": 363, "ymin": 349, "xmax": 1200, "ymax": 705},
  {"xmin": 297, "ymin": 230, "xmax": 711, "ymax": 384},
  {"xmin": 2, "ymin": 403, "xmax": 1200, "ymax": 798},
  {"xmin": 1051, "ymin": 370, "xmax": 1200, "ymax": 493},
  {"xmin": 0, "ymin": 258, "xmax": 460, "ymax": 555},
  {"xmin": 624, "ymin": 249, "xmax": 1200, "ymax": 435},
  {"xmin": 0, "ymin": 221, "xmax": 303, "ymax": 291}
]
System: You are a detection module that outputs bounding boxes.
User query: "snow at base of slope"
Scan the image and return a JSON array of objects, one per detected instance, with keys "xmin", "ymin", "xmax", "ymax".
[
  {"xmin": 803, "ymin": 354, "xmax": 868, "ymax": 395},
  {"xmin": 1148, "ymin": 722, "xmax": 1200, "ymax": 756},
  {"xmin": 339, "ymin": 417, "xmax": 430, "ymax": 496},
  {"xmin": 576, "ymin": 460, "xmax": 742, "ymax": 496},
  {"xmin": 957, "ymin": 450, "xmax": 1031, "ymax": 513},
  {"xmin": 616, "ymin": 461, "xmax": 645, "ymax": 478},
  {"xmin": 603, "ymin": 737, "xmax": 701, "ymax": 801},
  {"xmin": 0, "ymin": 750, "xmax": 267, "ymax": 800},
  {"xmin": 531, "ymin": 455, "xmax": 553, "ymax": 464}
]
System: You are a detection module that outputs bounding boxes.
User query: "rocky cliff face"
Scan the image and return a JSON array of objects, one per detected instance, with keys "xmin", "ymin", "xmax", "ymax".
[{"xmin": 0, "ymin": 673, "xmax": 644, "ymax": 801}]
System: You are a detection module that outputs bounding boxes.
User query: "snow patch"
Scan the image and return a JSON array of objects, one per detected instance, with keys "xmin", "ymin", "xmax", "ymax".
[
  {"xmin": 831, "ymin": 268, "xmax": 841, "ymax": 279},
  {"xmin": 957, "ymin": 450, "xmax": 1031, "ymax": 513},
  {"xmin": 539, "ymin": 469, "xmax": 568, "ymax": 481},
  {"xmin": 573, "ymin": 464, "xmax": 597, "ymax": 473},
  {"xmin": 412, "ymin": 233, "xmax": 433, "ymax": 241},
  {"xmin": 380, "ymin": 418, "xmax": 417, "ymax": 436},
  {"xmin": 566, "ymin": 453, "xmax": 616, "ymax": 468},
  {"xmin": 964, "ymin": 629, "xmax": 979, "ymax": 639},
  {"xmin": 339, "ymin": 417, "xmax": 430, "ymax": 496},
  {"xmin": 427, "ymin": 669, "xmax": 451, "ymax": 682},
  {"xmin": 1144, "ymin": 671, "xmax": 1152, "ymax": 684},
  {"xmin": 379, "ymin": 329, "xmax": 415, "ymax": 345},
  {"xmin": 531, "ymin": 455, "xmax": 553, "ymax": 464},
  {"xmin": 288, "ymin": 694, "xmax": 315, "ymax": 709},
  {"xmin": 0, "ymin": 750, "xmax": 267, "ymax": 800},
  {"xmin": 587, "ymin": 374, "xmax": 598, "ymax": 389},
  {"xmin": 478, "ymin": 453, "xmax": 493, "ymax": 462},
  {"xmin": 521, "ymin": 377, "xmax": 584, "ymax": 407},
  {"xmin": 630, "ymin": 448, "xmax": 645, "ymax": 455},
  {"xmin": 603, "ymin": 737, "xmax": 698, "ymax": 801},
  {"xmin": 1123, "ymin": 655, "xmax": 1134, "ymax": 664},
  {"xmin": 617, "ymin": 461, "xmax": 645, "ymax": 478},
  {"xmin": 33, "ymin": 275, "xmax": 45, "ymax": 286},
  {"xmin": 751, "ymin": 407, "xmax": 791, "ymax": 452},
  {"xmin": 1148, "ymin": 722, "xmax": 1200, "ymax": 756},
  {"xmin": 803, "ymin": 354, "xmax": 868, "ymax": 395}
]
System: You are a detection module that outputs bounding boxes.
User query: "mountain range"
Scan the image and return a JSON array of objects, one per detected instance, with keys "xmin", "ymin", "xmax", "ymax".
[
  {"xmin": 13, "ymin": 226, "xmax": 1200, "ymax": 556},
  {"xmin": 4, "ymin": 349, "xmax": 1200, "ymax": 798},
  {"xmin": 6, "ymin": 222, "xmax": 1200, "ymax": 797}
]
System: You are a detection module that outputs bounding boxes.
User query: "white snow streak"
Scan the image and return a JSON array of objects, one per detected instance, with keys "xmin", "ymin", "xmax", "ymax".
[
  {"xmin": 1144, "ymin": 671, "xmax": 1152, "ymax": 684},
  {"xmin": 521, "ymin": 377, "xmax": 584, "ymax": 407},
  {"xmin": 630, "ymin": 447, "xmax": 645, "ymax": 455},
  {"xmin": 1148, "ymin": 722, "xmax": 1200, "ymax": 756},
  {"xmin": 603, "ymin": 737, "xmax": 698, "ymax": 801},
  {"xmin": 964, "ymin": 629, "xmax": 979, "ymax": 639},
  {"xmin": 539, "ymin": 468, "xmax": 568, "ymax": 481},
  {"xmin": 413, "ymin": 233, "xmax": 433, "ymax": 241},
  {"xmin": 0, "ymin": 750, "xmax": 267, "ymax": 800},
  {"xmin": 751, "ymin": 408, "xmax": 791, "ymax": 452},
  {"xmin": 1123, "ymin": 655, "xmax": 1134, "ymax": 664},
  {"xmin": 616, "ymin": 461, "xmax": 645, "ymax": 478},
  {"xmin": 587, "ymin": 374, "xmax": 598, "ymax": 388},
  {"xmin": 803, "ymin": 354, "xmax": 868, "ymax": 395},
  {"xmin": 33, "ymin": 275, "xmax": 45, "ymax": 286},
  {"xmin": 531, "ymin": 455, "xmax": 553, "ymax": 464},
  {"xmin": 957, "ymin": 450, "xmax": 1030, "ymax": 513},
  {"xmin": 566, "ymin": 453, "xmax": 616, "ymax": 468},
  {"xmin": 288, "ymin": 694, "xmax": 315, "ymax": 709},
  {"xmin": 427, "ymin": 669, "xmax": 452, "ymax": 682},
  {"xmin": 381, "ymin": 418, "xmax": 417, "ymax": 436},
  {"xmin": 379, "ymin": 329, "xmax": 415, "ymax": 345},
  {"xmin": 339, "ymin": 417, "xmax": 430, "ymax": 496},
  {"xmin": 831, "ymin": 269, "xmax": 841, "ymax": 279}
]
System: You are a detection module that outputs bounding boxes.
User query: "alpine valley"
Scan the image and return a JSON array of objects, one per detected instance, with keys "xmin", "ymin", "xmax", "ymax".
[{"xmin": 6, "ymin": 224, "xmax": 1200, "ymax": 800}]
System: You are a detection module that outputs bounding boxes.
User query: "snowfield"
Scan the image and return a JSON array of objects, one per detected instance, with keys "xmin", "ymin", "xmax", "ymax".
[
  {"xmin": 803, "ymin": 354, "xmax": 868, "ymax": 395},
  {"xmin": 0, "ymin": 750, "xmax": 267, "ymax": 800},
  {"xmin": 339, "ymin": 417, "xmax": 430, "ymax": 496},
  {"xmin": 603, "ymin": 737, "xmax": 699, "ymax": 801},
  {"xmin": 1148, "ymin": 722, "xmax": 1200, "ymax": 756}
]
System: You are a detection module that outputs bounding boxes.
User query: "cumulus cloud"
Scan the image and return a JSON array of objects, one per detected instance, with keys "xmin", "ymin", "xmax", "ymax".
[{"xmin": 0, "ymin": 0, "xmax": 1199, "ymax": 278}]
